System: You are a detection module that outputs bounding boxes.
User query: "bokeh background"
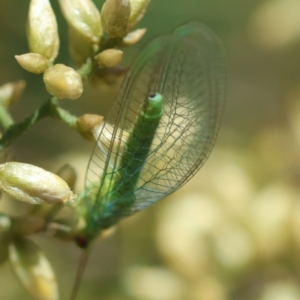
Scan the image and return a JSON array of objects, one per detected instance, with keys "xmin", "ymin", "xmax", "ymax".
[{"xmin": 1, "ymin": 0, "xmax": 300, "ymax": 299}]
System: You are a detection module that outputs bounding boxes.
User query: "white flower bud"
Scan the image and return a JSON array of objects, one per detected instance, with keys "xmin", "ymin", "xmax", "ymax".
[
  {"xmin": 122, "ymin": 28, "xmax": 146, "ymax": 46},
  {"xmin": 15, "ymin": 53, "xmax": 49, "ymax": 74},
  {"xmin": 43, "ymin": 64, "xmax": 83, "ymax": 100},
  {"xmin": 129, "ymin": 0, "xmax": 151, "ymax": 29},
  {"xmin": 0, "ymin": 162, "xmax": 76, "ymax": 205},
  {"xmin": 68, "ymin": 27, "xmax": 95, "ymax": 66},
  {"xmin": 76, "ymin": 114, "xmax": 104, "ymax": 141},
  {"xmin": 0, "ymin": 81, "xmax": 26, "ymax": 107},
  {"xmin": 101, "ymin": 0, "xmax": 131, "ymax": 38},
  {"xmin": 9, "ymin": 238, "xmax": 59, "ymax": 300},
  {"xmin": 27, "ymin": 0, "xmax": 59, "ymax": 61},
  {"xmin": 88, "ymin": 65, "xmax": 128, "ymax": 89},
  {"xmin": 58, "ymin": 0, "xmax": 102, "ymax": 43},
  {"xmin": 95, "ymin": 49, "xmax": 123, "ymax": 68}
]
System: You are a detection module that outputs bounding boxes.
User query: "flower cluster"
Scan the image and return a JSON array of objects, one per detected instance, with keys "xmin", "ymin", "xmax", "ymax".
[
  {"xmin": 15, "ymin": 0, "xmax": 149, "ymax": 100},
  {"xmin": 0, "ymin": 1, "xmax": 151, "ymax": 299}
]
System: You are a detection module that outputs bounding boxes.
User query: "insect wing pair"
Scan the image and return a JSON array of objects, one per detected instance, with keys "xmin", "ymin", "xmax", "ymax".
[{"xmin": 85, "ymin": 21, "xmax": 226, "ymax": 231}]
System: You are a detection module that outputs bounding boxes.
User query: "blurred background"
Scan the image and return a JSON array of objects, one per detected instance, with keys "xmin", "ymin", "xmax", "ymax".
[{"xmin": 1, "ymin": 0, "xmax": 300, "ymax": 299}]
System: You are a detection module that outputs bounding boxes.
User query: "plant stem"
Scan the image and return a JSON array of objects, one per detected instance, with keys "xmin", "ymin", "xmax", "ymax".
[
  {"xmin": 0, "ymin": 58, "xmax": 99, "ymax": 150},
  {"xmin": 77, "ymin": 58, "xmax": 93, "ymax": 79},
  {"xmin": 0, "ymin": 97, "xmax": 78, "ymax": 150}
]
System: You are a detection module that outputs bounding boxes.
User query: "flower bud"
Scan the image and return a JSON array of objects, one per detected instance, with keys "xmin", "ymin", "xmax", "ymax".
[
  {"xmin": 15, "ymin": 53, "xmax": 49, "ymax": 74},
  {"xmin": 0, "ymin": 162, "xmax": 76, "ymax": 205},
  {"xmin": 9, "ymin": 238, "xmax": 59, "ymax": 300},
  {"xmin": 101, "ymin": 0, "xmax": 131, "ymax": 38},
  {"xmin": 43, "ymin": 64, "xmax": 83, "ymax": 100},
  {"xmin": 95, "ymin": 49, "xmax": 123, "ymax": 68},
  {"xmin": 0, "ymin": 81, "xmax": 26, "ymax": 107},
  {"xmin": 129, "ymin": 0, "xmax": 151, "ymax": 29},
  {"xmin": 30, "ymin": 164, "xmax": 77, "ymax": 221},
  {"xmin": 89, "ymin": 65, "xmax": 128, "ymax": 89},
  {"xmin": 76, "ymin": 114, "xmax": 104, "ymax": 141},
  {"xmin": 68, "ymin": 27, "xmax": 95, "ymax": 66},
  {"xmin": 122, "ymin": 28, "xmax": 146, "ymax": 46},
  {"xmin": 27, "ymin": 0, "xmax": 59, "ymax": 61},
  {"xmin": 58, "ymin": 0, "xmax": 102, "ymax": 44}
]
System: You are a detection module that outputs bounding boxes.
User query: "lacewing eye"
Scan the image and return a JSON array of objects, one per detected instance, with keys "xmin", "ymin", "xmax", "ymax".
[{"xmin": 85, "ymin": 21, "xmax": 226, "ymax": 226}]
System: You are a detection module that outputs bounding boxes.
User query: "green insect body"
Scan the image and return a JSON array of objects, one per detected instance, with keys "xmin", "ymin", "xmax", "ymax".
[
  {"xmin": 75, "ymin": 21, "xmax": 226, "ymax": 248},
  {"xmin": 76, "ymin": 94, "xmax": 164, "ymax": 244},
  {"xmin": 109, "ymin": 93, "xmax": 163, "ymax": 199},
  {"xmin": 98, "ymin": 93, "xmax": 163, "ymax": 217}
]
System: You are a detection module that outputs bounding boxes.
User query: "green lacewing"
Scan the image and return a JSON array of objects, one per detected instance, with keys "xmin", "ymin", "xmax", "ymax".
[{"xmin": 76, "ymin": 21, "xmax": 226, "ymax": 248}]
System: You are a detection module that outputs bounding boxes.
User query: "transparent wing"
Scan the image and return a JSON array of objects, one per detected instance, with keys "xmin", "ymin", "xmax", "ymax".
[{"xmin": 85, "ymin": 21, "xmax": 226, "ymax": 223}]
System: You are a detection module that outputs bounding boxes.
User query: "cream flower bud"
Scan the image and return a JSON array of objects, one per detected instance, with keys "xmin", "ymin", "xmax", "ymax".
[
  {"xmin": 122, "ymin": 28, "xmax": 146, "ymax": 46},
  {"xmin": 43, "ymin": 64, "xmax": 83, "ymax": 100},
  {"xmin": 58, "ymin": 0, "xmax": 102, "ymax": 44},
  {"xmin": 0, "ymin": 81, "xmax": 26, "ymax": 107},
  {"xmin": 9, "ymin": 238, "xmax": 59, "ymax": 300},
  {"xmin": 27, "ymin": 0, "xmax": 59, "ymax": 61},
  {"xmin": 129, "ymin": 0, "xmax": 151, "ymax": 29},
  {"xmin": 76, "ymin": 114, "xmax": 104, "ymax": 141},
  {"xmin": 68, "ymin": 27, "xmax": 95, "ymax": 66},
  {"xmin": 0, "ymin": 162, "xmax": 76, "ymax": 205},
  {"xmin": 89, "ymin": 65, "xmax": 128, "ymax": 89},
  {"xmin": 101, "ymin": 0, "xmax": 131, "ymax": 38},
  {"xmin": 95, "ymin": 49, "xmax": 123, "ymax": 68},
  {"xmin": 15, "ymin": 53, "xmax": 49, "ymax": 74},
  {"xmin": 29, "ymin": 165, "xmax": 77, "ymax": 222}
]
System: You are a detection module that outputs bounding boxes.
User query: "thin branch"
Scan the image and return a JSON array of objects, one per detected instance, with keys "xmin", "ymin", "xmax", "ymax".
[{"xmin": 0, "ymin": 97, "xmax": 77, "ymax": 150}]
